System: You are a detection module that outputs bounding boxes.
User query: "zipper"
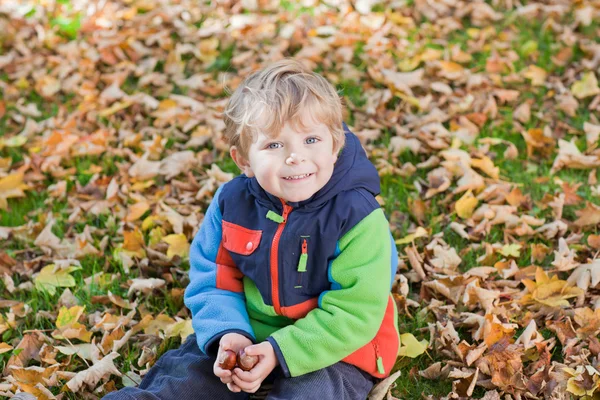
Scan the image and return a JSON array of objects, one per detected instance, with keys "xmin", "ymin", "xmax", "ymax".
[
  {"xmin": 270, "ymin": 199, "xmax": 293, "ymax": 315},
  {"xmin": 373, "ymin": 342, "xmax": 385, "ymax": 375}
]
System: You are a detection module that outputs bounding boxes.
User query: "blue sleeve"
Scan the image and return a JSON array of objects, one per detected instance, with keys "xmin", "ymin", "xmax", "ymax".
[{"xmin": 184, "ymin": 184, "xmax": 255, "ymax": 355}]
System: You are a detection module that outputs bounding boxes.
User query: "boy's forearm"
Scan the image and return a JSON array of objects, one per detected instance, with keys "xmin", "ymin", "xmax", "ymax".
[{"xmin": 267, "ymin": 208, "xmax": 392, "ymax": 377}]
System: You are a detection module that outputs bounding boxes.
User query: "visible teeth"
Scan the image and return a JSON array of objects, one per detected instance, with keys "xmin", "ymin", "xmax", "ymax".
[{"xmin": 284, "ymin": 173, "xmax": 311, "ymax": 180}]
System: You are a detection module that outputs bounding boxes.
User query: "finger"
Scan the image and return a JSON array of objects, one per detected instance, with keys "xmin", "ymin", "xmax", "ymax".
[
  {"xmin": 231, "ymin": 373, "xmax": 258, "ymax": 392},
  {"xmin": 216, "ymin": 367, "xmax": 233, "ymax": 384},
  {"xmin": 234, "ymin": 356, "xmax": 270, "ymax": 382},
  {"xmin": 233, "ymin": 367, "xmax": 258, "ymax": 383},
  {"xmin": 213, "ymin": 364, "xmax": 232, "ymax": 378},
  {"xmin": 227, "ymin": 382, "xmax": 241, "ymax": 392},
  {"xmin": 243, "ymin": 342, "xmax": 270, "ymax": 357},
  {"xmin": 220, "ymin": 339, "xmax": 231, "ymax": 350}
]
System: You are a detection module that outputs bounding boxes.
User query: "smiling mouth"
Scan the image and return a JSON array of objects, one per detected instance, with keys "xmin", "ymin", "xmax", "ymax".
[{"xmin": 282, "ymin": 173, "xmax": 314, "ymax": 181}]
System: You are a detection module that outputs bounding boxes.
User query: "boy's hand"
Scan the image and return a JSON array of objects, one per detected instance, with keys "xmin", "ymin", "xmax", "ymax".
[
  {"xmin": 231, "ymin": 341, "xmax": 279, "ymax": 393},
  {"xmin": 213, "ymin": 333, "xmax": 253, "ymax": 392}
]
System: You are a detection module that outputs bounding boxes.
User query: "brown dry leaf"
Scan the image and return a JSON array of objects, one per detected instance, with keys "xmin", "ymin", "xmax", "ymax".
[
  {"xmin": 551, "ymin": 139, "xmax": 600, "ymax": 174},
  {"xmin": 65, "ymin": 352, "xmax": 121, "ymax": 392},
  {"xmin": 480, "ymin": 338, "xmax": 526, "ymax": 392},
  {"xmin": 125, "ymin": 201, "xmax": 151, "ymax": 222},
  {"xmin": 0, "ymin": 343, "xmax": 13, "ymax": 354},
  {"xmin": 521, "ymin": 128, "xmax": 555, "ymax": 159},
  {"xmin": 127, "ymin": 278, "xmax": 166, "ymax": 296},
  {"xmin": 5, "ymin": 333, "xmax": 43, "ymax": 371},
  {"xmin": 522, "ymin": 65, "xmax": 547, "ymax": 86},
  {"xmin": 551, "ymin": 238, "xmax": 579, "ymax": 272},
  {"xmin": 574, "ymin": 202, "xmax": 600, "ymax": 227},
  {"xmin": 483, "ymin": 315, "xmax": 515, "ymax": 347},
  {"xmin": 561, "ymin": 182, "xmax": 583, "ymax": 205},
  {"xmin": 584, "ymin": 122, "xmax": 600, "ymax": 148},
  {"xmin": 588, "ymin": 234, "xmax": 600, "ymax": 250},
  {"xmin": 573, "ymin": 307, "xmax": 600, "ymax": 339},
  {"xmin": 568, "ymin": 258, "xmax": 600, "ymax": 293},
  {"xmin": 367, "ymin": 370, "xmax": 402, "ymax": 400},
  {"xmin": 121, "ymin": 229, "xmax": 146, "ymax": 258},
  {"xmin": 530, "ymin": 243, "xmax": 551, "ymax": 263}
]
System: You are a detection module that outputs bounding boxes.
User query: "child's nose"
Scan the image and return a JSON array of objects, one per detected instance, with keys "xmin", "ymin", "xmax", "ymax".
[{"xmin": 285, "ymin": 152, "xmax": 306, "ymax": 165}]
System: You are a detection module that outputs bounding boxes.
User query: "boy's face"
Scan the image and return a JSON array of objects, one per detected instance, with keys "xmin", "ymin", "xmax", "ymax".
[{"xmin": 231, "ymin": 109, "xmax": 339, "ymax": 203}]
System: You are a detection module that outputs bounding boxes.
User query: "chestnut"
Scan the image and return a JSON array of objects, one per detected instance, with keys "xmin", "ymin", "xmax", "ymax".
[
  {"xmin": 237, "ymin": 349, "xmax": 258, "ymax": 371},
  {"xmin": 217, "ymin": 349, "xmax": 237, "ymax": 370}
]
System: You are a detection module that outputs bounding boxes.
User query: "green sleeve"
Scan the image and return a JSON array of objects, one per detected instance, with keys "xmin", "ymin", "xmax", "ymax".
[{"xmin": 268, "ymin": 208, "xmax": 391, "ymax": 377}]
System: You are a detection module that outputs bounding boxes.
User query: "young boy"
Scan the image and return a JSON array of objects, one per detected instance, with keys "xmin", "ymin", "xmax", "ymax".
[{"xmin": 104, "ymin": 59, "xmax": 399, "ymax": 400}]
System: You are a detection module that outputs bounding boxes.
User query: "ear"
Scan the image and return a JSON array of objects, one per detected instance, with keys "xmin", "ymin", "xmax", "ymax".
[
  {"xmin": 230, "ymin": 146, "xmax": 254, "ymax": 177},
  {"xmin": 332, "ymin": 142, "xmax": 342, "ymax": 163}
]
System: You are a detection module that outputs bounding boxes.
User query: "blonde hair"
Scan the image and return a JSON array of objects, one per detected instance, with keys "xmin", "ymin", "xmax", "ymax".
[{"xmin": 222, "ymin": 58, "xmax": 345, "ymax": 160}]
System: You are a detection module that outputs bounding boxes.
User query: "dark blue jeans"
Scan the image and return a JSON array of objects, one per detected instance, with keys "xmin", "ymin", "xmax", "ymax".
[{"xmin": 103, "ymin": 335, "xmax": 375, "ymax": 400}]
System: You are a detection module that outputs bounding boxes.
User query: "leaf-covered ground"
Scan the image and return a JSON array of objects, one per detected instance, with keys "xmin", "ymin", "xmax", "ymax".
[{"xmin": 1, "ymin": 0, "xmax": 600, "ymax": 398}]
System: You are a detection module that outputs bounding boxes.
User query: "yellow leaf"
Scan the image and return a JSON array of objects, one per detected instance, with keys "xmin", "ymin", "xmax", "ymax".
[
  {"xmin": 56, "ymin": 306, "xmax": 85, "ymax": 329},
  {"xmin": 521, "ymin": 267, "xmax": 583, "ymax": 308},
  {"xmin": 97, "ymin": 100, "xmax": 133, "ymax": 117},
  {"xmin": 165, "ymin": 319, "xmax": 194, "ymax": 341},
  {"xmin": 455, "ymin": 190, "xmax": 478, "ymax": 219},
  {"xmin": 398, "ymin": 333, "xmax": 428, "ymax": 358},
  {"xmin": 144, "ymin": 314, "xmax": 175, "ymax": 336},
  {"xmin": 0, "ymin": 172, "xmax": 28, "ymax": 208},
  {"xmin": 34, "ymin": 265, "xmax": 81, "ymax": 296},
  {"xmin": 395, "ymin": 227, "xmax": 428, "ymax": 244},
  {"xmin": 157, "ymin": 99, "xmax": 178, "ymax": 111},
  {"xmin": 471, "ymin": 156, "xmax": 500, "ymax": 179},
  {"xmin": 53, "ymin": 305, "xmax": 92, "ymax": 342},
  {"xmin": 148, "ymin": 226, "xmax": 166, "ymax": 247},
  {"xmin": 162, "ymin": 233, "xmax": 190, "ymax": 259},
  {"xmin": 572, "ymin": 72, "xmax": 600, "ymax": 99},
  {"xmin": 498, "ymin": 244, "xmax": 521, "ymax": 258}
]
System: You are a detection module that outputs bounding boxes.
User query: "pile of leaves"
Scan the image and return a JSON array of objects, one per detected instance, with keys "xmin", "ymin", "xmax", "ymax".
[{"xmin": 1, "ymin": 0, "xmax": 600, "ymax": 398}]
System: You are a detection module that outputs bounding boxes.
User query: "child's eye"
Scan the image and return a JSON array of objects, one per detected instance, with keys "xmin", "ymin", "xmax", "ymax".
[
  {"xmin": 306, "ymin": 137, "xmax": 320, "ymax": 144},
  {"xmin": 267, "ymin": 142, "xmax": 282, "ymax": 149}
]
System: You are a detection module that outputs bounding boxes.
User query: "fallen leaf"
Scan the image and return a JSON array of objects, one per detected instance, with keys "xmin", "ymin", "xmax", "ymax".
[
  {"xmin": 65, "ymin": 352, "xmax": 121, "ymax": 392},
  {"xmin": 398, "ymin": 333, "xmax": 428, "ymax": 358},
  {"xmin": 571, "ymin": 72, "xmax": 600, "ymax": 99}
]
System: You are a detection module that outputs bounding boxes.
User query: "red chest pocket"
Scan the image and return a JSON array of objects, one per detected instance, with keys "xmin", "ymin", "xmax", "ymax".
[
  {"xmin": 222, "ymin": 221, "xmax": 262, "ymax": 255},
  {"xmin": 216, "ymin": 221, "xmax": 262, "ymax": 292}
]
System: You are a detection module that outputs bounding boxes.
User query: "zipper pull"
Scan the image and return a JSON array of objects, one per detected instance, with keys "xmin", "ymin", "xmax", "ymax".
[
  {"xmin": 297, "ymin": 239, "xmax": 308, "ymax": 272},
  {"xmin": 374, "ymin": 343, "xmax": 385, "ymax": 375},
  {"xmin": 266, "ymin": 210, "xmax": 284, "ymax": 223}
]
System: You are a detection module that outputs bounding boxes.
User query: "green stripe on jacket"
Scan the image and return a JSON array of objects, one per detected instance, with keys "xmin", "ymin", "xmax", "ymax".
[{"xmin": 269, "ymin": 208, "xmax": 392, "ymax": 377}]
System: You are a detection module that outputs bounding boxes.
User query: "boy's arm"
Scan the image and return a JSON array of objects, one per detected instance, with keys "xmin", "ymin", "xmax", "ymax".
[
  {"xmin": 267, "ymin": 206, "xmax": 393, "ymax": 377},
  {"xmin": 184, "ymin": 184, "xmax": 255, "ymax": 356}
]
